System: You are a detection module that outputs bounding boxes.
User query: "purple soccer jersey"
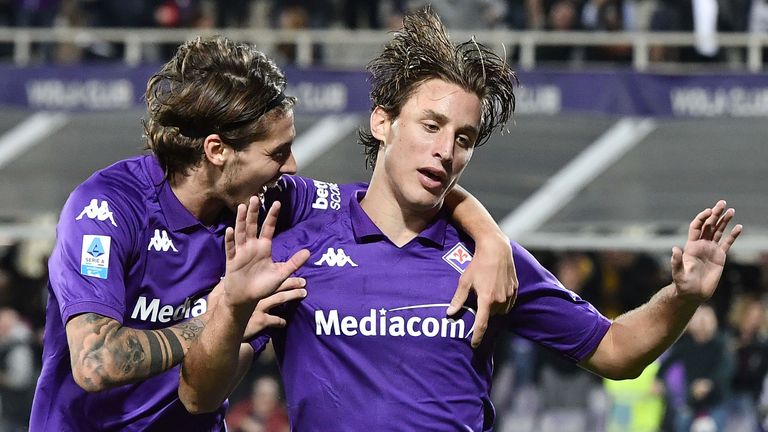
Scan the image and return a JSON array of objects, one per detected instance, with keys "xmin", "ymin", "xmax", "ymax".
[
  {"xmin": 265, "ymin": 187, "xmax": 612, "ymax": 432},
  {"xmin": 30, "ymin": 160, "xmax": 321, "ymax": 431}
]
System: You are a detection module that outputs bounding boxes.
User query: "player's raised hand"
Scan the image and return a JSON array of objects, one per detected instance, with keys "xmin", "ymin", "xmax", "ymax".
[
  {"xmin": 222, "ymin": 197, "xmax": 310, "ymax": 311},
  {"xmin": 447, "ymin": 236, "xmax": 518, "ymax": 348},
  {"xmin": 671, "ymin": 200, "xmax": 742, "ymax": 302}
]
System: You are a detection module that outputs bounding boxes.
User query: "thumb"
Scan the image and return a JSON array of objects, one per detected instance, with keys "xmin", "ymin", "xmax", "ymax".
[{"xmin": 671, "ymin": 246, "xmax": 684, "ymax": 281}]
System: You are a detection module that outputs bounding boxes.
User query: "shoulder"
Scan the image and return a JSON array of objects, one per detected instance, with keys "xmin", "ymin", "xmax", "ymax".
[{"xmin": 60, "ymin": 156, "xmax": 154, "ymax": 237}]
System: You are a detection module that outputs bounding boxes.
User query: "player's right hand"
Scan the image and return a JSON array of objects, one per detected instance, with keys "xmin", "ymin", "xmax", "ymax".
[{"xmin": 221, "ymin": 196, "xmax": 310, "ymax": 313}]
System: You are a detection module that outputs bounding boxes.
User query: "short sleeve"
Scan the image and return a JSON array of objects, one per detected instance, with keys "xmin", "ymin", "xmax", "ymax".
[
  {"xmin": 47, "ymin": 177, "xmax": 140, "ymax": 325},
  {"xmin": 506, "ymin": 244, "xmax": 611, "ymax": 362}
]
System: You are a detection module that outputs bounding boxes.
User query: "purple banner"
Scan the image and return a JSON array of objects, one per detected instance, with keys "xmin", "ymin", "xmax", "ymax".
[{"xmin": 1, "ymin": 64, "xmax": 767, "ymax": 117}]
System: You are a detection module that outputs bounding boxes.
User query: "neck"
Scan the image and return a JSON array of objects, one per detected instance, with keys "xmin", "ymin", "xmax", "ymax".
[
  {"xmin": 360, "ymin": 177, "xmax": 440, "ymax": 247},
  {"xmin": 169, "ymin": 168, "xmax": 226, "ymax": 226}
]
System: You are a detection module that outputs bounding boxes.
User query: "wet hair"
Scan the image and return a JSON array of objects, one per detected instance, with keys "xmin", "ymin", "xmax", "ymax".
[
  {"xmin": 359, "ymin": 6, "xmax": 518, "ymax": 169},
  {"xmin": 143, "ymin": 36, "xmax": 296, "ymax": 178}
]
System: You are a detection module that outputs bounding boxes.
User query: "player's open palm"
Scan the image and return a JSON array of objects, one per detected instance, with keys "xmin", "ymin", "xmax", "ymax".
[
  {"xmin": 223, "ymin": 196, "xmax": 310, "ymax": 311},
  {"xmin": 671, "ymin": 200, "xmax": 742, "ymax": 302}
]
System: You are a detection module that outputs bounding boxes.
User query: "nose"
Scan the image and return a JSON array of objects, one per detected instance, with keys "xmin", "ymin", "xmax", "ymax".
[
  {"xmin": 433, "ymin": 133, "xmax": 453, "ymax": 164},
  {"xmin": 281, "ymin": 152, "xmax": 298, "ymax": 175}
]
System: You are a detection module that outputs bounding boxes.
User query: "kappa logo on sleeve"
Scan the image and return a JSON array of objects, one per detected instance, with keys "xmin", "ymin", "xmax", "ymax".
[
  {"xmin": 76, "ymin": 199, "xmax": 117, "ymax": 227},
  {"xmin": 80, "ymin": 235, "xmax": 111, "ymax": 279},
  {"xmin": 442, "ymin": 243, "xmax": 473, "ymax": 274}
]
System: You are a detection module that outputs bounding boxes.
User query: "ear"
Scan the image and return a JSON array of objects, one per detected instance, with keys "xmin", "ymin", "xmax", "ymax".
[
  {"xmin": 370, "ymin": 106, "xmax": 390, "ymax": 143},
  {"xmin": 203, "ymin": 134, "xmax": 229, "ymax": 167}
]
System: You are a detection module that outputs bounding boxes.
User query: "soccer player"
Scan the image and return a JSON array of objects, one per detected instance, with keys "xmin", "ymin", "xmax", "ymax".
[
  {"xmin": 30, "ymin": 36, "xmax": 516, "ymax": 431},
  {"xmin": 179, "ymin": 7, "xmax": 743, "ymax": 431}
]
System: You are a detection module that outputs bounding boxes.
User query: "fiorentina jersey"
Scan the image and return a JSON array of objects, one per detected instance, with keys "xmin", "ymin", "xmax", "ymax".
[
  {"xmin": 266, "ymin": 188, "xmax": 611, "ymax": 432},
  {"xmin": 30, "ymin": 160, "xmax": 325, "ymax": 431}
]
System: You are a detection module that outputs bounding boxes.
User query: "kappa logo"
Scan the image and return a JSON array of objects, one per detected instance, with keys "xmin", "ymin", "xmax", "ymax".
[
  {"xmin": 147, "ymin": 229, "xmax": 178, "ymax": 252},
  {"xmin": 76, "ymin": 199, "xmax": 117, "ymax": 227},
  {"xmin": 442, "ymin": 243, "xmax": 473, "ymax": 274},
  {"xmin": 314, "ymin": 247, "xmax": 358, "ymax": 267}
]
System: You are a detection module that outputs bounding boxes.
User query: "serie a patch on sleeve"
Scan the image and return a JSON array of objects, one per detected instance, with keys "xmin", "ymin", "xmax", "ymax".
[{"xmin": 80, "ymin": 235, "xmax": 111, "ymax": 279}]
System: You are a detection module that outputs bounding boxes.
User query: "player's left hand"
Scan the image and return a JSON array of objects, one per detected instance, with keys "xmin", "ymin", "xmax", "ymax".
[
  {"xmin": 671, "ymin": 200, "xmax": 742, "ymax": 303},
  {"xmin": 447, "ymin": 233, "xmax": 518, "ymax": 348}
]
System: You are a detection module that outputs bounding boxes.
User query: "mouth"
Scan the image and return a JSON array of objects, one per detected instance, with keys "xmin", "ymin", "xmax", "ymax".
[
  {"xmin": 417, "ymin": 167, "xmax": 447, "ymax": 190},
  {"xmin": 418, "ymin": 167, "xmax": 446, "ymax": 183},
  {"xmin": 257, "ymin": 177, "xmax": 282, "ymax": 199}
]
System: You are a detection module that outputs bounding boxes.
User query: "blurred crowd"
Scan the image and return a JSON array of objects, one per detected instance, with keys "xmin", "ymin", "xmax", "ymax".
[
  {"xmin": 1, "ymin": 0, "xmax": 768, "ymax": 65},
  {"xmin": 492, "ymin": 249, "xmax": 768, "ymax": 432},
  {"xmin": 1, "ymin": 239, "xmax": 768, "ymax": 431}
]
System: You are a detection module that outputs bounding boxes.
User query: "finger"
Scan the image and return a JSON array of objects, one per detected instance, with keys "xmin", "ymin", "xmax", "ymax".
[
  {"xmin": 234, "ymin": 203, "xmax": 247, "ymax": 248},
  {"xmin": 276, "ymin": 277, "xmax": 307, "ymax": 293},
  {"xmin": 670, "ymin": 246, "xmax": 683, "ymax": 279},
  {"xmin": 712, "ymin": 208, "xmax": 734, "ymax": 243},
  {"xmin": 261, "ymin": 314, "xmax": 288, "ymax": 328},
  {"xmin": 701, "ymin": 200, "xmax": 725, "ymax": 240},
  {"xmin": 720, "ymin": 224, "xmax": 743, "ymax": 254},
  {"xmin": 245, "ymin": 196, "xmax": 261, "ymax": 239},
  {"xmin": 471, "ymin": 305, "xmax": 490, "ymax": 348},
  {"xmin": 224, "ymin": 227, "xmax": 235, "ymax": 261},
  {"xmin": 283, "ymin": 249, "xmax": 311, "ymax": 274},
  {"xmin": 447, "ymin": 276, "xmax": 471, "ymax": 316},
  {"xmin": 259, "ymin": 201, "xmax": 282, "ymax": 241},
  {"xmin": 257, "ymin": 287, "xmax": 308, "ymax": 312},
  {"xmin": 504, "ymin": 288, "xmax": 518, "ymax": 314},
  {"xmin": 688, "ymin": 207, "xmax": 712, "ymax": 241}
]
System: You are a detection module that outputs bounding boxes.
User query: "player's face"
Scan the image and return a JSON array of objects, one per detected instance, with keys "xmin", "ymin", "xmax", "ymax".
[
  {"xmin": 222, "ymin": 110, "xmax": 297, "ymax": 208},
  {"xmin": 373, "ymin": 79, "xmax": 481, "ymax": 213}
]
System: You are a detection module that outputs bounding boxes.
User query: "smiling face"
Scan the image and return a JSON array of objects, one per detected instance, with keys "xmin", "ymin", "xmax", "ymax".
[
  {"xmin": 219, "ymin": 109, "xmax": 297, "ymax": 209},
  {"xmin": 369, "ymin": 79, "xmax": 481, "ymax": 216}
]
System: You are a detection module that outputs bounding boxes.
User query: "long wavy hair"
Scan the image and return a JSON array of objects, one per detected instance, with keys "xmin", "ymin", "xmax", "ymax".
[
  {"xmin": 143, "ymin": 36, "xmax": 296, "ymax": 178},
  {"xmin": 358, "ymin": 6, "xmax": 518, "ymax": 169}
]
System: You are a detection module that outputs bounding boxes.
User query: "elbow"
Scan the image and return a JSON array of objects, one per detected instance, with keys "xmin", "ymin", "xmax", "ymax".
[
  {"xmin": 179, "ymin": 383, "xmax": 222, "ymax": 415},
  {"xmin": 601, "ymin": 364, "xmax": 646, "ymax": 381},
  {"xmin": 71, "ymin": 367, "xmax": 110, "ymax": 393}
]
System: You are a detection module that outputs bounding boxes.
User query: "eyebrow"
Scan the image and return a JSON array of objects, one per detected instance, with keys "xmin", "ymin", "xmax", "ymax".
[{"xmin": 422, "ymin": 109, "xmax": 479, "ymax": 138}]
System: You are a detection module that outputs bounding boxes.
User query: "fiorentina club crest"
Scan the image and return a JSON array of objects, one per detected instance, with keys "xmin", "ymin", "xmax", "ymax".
[{"xmin": 442, "ymin": 243, "xmax": 473, "ymax": 274}]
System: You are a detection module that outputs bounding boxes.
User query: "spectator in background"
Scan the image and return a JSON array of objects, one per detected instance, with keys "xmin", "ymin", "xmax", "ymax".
[
  {"xmin": 751, "ymin": 0, "xmax": 768, "ymax": 33},
  {"xmin": 343, "ymin": 0, "xmax": 383, "ymax": 29},
  {"xmin": 581, "ymin": 251, "xmax": 660, "ymax": 320},
  {"xmin": 214, "ymin": 0, "xmax": 252, "ymax": 27},
  {"xmin": 528, "ymin": 0, "xmax": 586, "ymax": 62},
  {"xmin": 226, "ymin": 376, "xmax": 289, "ymax": 432},
  {"xmin": 535, "ymin": 252, "xmax": 603, "ymax": 432},
  {"xmin": 603, "ymin": 360, "xmax": 665, "ymax": 432},
  {"xmin": 0, "ymin": 307, "xmax": 36, "ymax": 432},
  {"xmin": 660, "ymin": 304, "xmax": 734, "ymax": 432},
  {"xmin": 581, "ymin": 0, "xmax": 634, "ymax": 62},
  {"xmin": 727, "ymin": 294, "xmax": 768, "ymax": 431},
  {"xmin": 407, "ymin": 0, "xmax": 509, "ymax": 29}
]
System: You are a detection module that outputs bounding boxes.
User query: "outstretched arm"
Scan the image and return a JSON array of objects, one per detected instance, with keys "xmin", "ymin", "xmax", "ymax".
[
  {"xmin": 443, "ymin": 185, "xmax": 518, "ymax": 348},
  {"xmin": 179, "ymin": 198, "xmax": 309, "ymax": 414},
  {"xmin": 581, "ymin": 200, "xmax": 742, "ymax": 380}
]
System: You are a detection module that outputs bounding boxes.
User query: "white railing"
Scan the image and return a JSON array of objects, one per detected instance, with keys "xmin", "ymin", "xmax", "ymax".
[{"xmin": 0, "ymin": 27, "xmax": 767, "ymax": 71}]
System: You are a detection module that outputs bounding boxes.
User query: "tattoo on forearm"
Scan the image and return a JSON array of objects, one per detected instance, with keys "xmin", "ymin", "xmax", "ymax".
[
  {"xmin": 144, "ymin": 331, "xmax": 164, "ymax": 375},
  {"xmin": 112, "ymin": 334, "xmax": 146, "ymax": 375},
  {"xmin": 159, "ymin": 328, "xmax": 185, "ymax": 367},
  {"xmin": 177, "ymin": 317, "xmax": 205, "ymax": 342},
  {"xmin": 71, "ymin": 313, "xmax": 207, "ymax": 390}
]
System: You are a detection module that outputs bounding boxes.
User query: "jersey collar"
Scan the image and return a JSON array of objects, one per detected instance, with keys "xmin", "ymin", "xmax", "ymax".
[{"xmin": 349, "ymin": 189, "xmax": 447, "ymax": 249}]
